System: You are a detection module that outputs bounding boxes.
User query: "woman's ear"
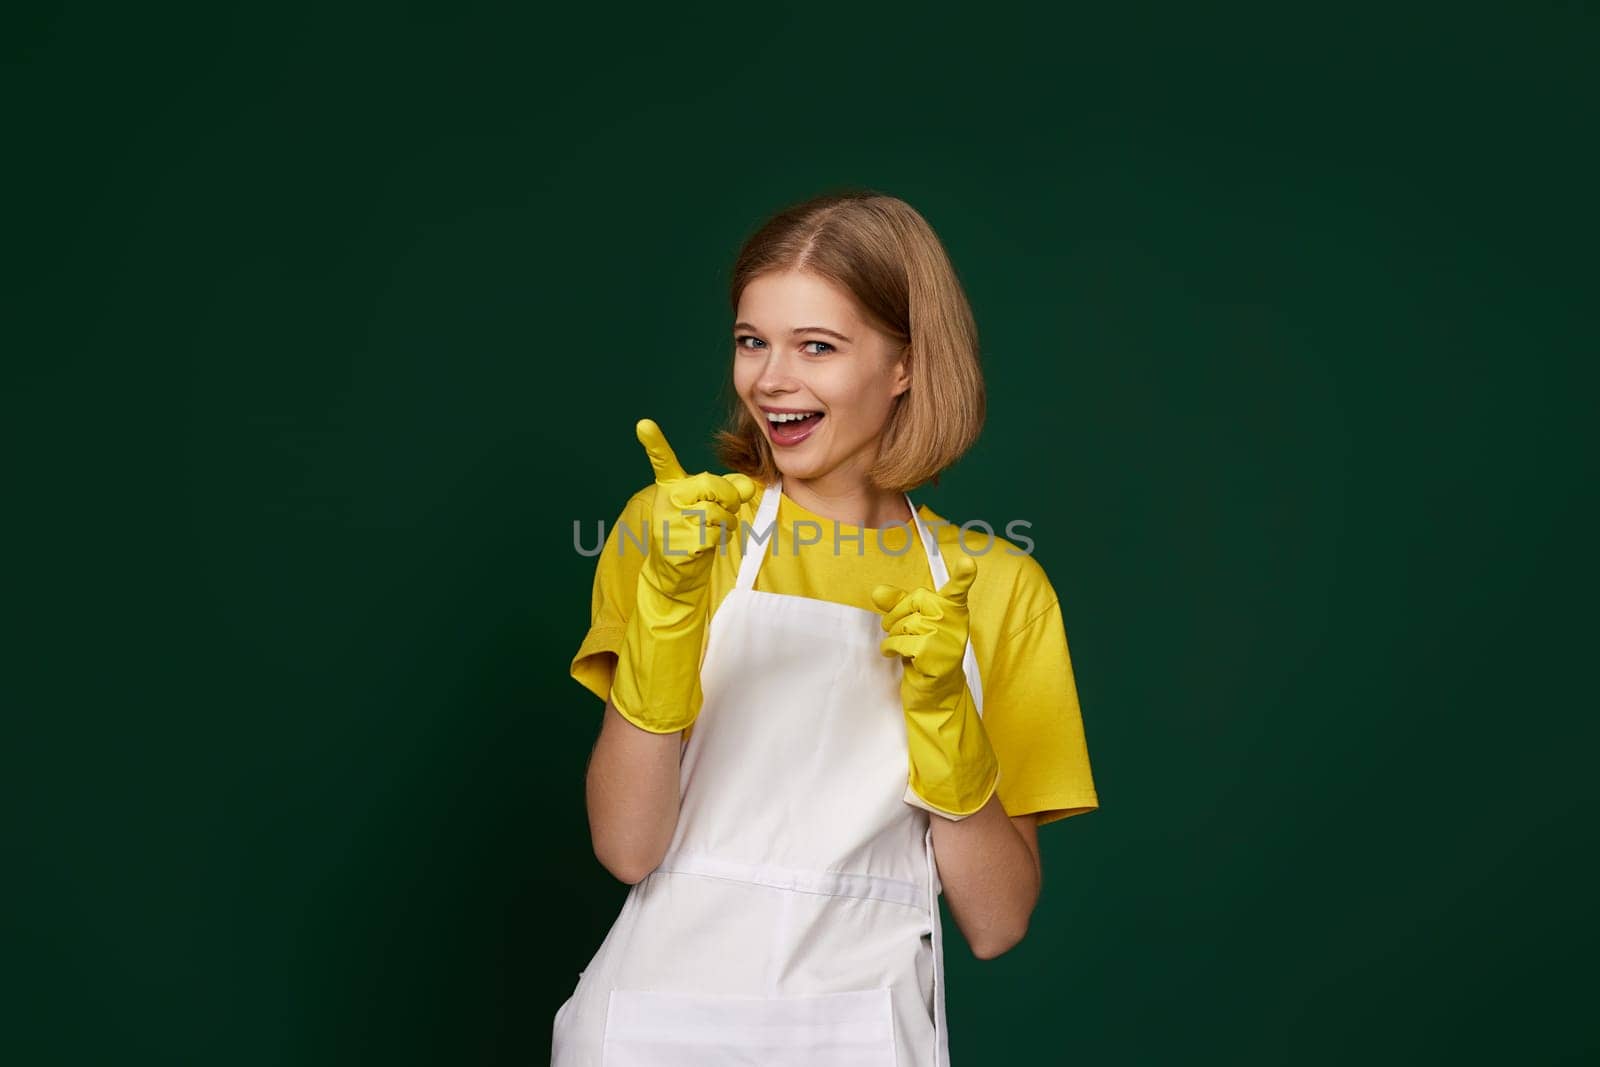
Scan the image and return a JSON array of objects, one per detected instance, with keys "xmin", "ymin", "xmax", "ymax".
[{"xmin": 890, "ymin": 347, "xmax": 912, "ymax": 398}]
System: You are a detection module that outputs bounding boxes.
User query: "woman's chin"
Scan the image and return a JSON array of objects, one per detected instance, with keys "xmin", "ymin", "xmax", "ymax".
[{"xmin": 773, "ymin": 456, "xmax": 825, "ymax": 482}]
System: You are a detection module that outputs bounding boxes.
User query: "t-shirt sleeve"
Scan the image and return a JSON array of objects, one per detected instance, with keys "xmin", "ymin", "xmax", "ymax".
[
  {"xmin": 570, "ymin": 484, "xmax": 655, "ymax": 703},
  {"xmin": 981, "ymin": 575, "xmax": 1100, "ymax": 827}
]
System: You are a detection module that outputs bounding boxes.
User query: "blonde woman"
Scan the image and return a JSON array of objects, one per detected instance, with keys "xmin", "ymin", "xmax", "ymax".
[{"xmin": 553, "ymin": 191, "xmax": 1098, "ymax": 1066}]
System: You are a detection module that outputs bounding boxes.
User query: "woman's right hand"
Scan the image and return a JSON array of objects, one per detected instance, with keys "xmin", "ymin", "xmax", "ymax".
[
  {"xmin": 610, "ymin": 419, "xmax": 756, "ymax": 735},
  {"xmin": 635, "ymin": 418, "xmax": 756, "ymax": 599}
]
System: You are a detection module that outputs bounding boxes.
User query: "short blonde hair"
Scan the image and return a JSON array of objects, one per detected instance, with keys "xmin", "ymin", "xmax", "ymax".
[{"xmin": 714, "ymin": 189, "xmax": 985, "ymax": 493}]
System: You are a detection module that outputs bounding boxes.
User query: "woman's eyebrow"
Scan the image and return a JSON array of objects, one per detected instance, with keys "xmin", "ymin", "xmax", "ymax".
[{"xmin": 733, "ymin": 321, "xmax": 853, "ymax": 343}]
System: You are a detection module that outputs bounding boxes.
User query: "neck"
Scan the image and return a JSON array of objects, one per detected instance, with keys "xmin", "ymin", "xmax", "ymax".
[{"xmin": 781, "ymin": 473, "xmax": 912, "ymax": 529}]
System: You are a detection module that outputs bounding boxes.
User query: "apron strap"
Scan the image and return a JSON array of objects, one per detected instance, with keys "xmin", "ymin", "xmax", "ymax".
[
  {"xmin": 908, "ymin": 499, "xmax": 987, "ymax": 718},
  {"xmin": 734, "ymin": 481, "xmax": 782, "ymax": 591},
  {"xmin": 926, "ymin": 823, "xmax": 952, "ymax": 1067}
]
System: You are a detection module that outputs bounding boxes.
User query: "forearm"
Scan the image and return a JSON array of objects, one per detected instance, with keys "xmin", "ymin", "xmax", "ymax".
[
  {"xmin": 585, "ymin": 693, "xmax": 683, "ymax": 884},
  {"xmin": 930, "ymin": 794, "xmax": 1040, "ymax": 959}
]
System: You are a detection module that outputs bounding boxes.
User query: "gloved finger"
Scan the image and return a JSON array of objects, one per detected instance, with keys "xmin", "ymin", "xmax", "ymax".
[
  {"xmin": 676, "ymin": 502, "xmax": 741, "ymax": 543},
  {"xmin": 703, "ymin": 502, "xmax": 744, "ymax": 534},
  {"xmin": 669, "ymin": 503, "xmax": 742, "ymax": 548},
  {"xmin": 939, "ymin": 554, "xmax": 979, "ymax": 604},
  {"xmin": 723, "ymin": 472, "xmax": 757, "ymax": 505},
  {"xmin": 637, "ymin": 418, "xmax": 689, "ymax": 484},
  {"xmin": 877, "ymin": 585, "xmax": 943, "ymax": 633},
  {"xmin": 886, "ymin": 613, "xmax": 938, "ymax": 640},
  {"xmin": 669, "ymin": 472, "xmax": 754, "ymax": 513},
  {"xmin": 870, "ymin": 583, "xmax": 909, "ymax": 616},
  {"xmin": 880, "ymin": 634, "xmax": 925, "ymax": 662}
]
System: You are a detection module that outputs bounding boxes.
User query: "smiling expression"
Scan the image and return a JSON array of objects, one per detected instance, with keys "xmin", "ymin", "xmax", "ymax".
[{"xmin": 732, "ymin": 270, "xmax": 910, "ymax": 490}]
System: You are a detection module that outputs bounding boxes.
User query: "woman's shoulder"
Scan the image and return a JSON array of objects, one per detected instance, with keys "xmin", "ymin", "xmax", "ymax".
[
  {"xmin": 615, "ymin": 480, "xmax": 656, "ymax": 514},
  {"xmin": 606, "ymin": 482, "xmax": 656, "ymax": 545},
  {"xmin": 917, "ymin": 502, "xmax": 1060, "ymax": 636},
  {"xmin": 916, "ymin": 501, "xmax": 1052, "ymax": 584}
]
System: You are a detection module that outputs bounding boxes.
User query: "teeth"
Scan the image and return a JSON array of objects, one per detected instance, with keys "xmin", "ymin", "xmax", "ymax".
[{"xmin": 765, "ymin": 411, "xmax": 819, "ymax": 423}]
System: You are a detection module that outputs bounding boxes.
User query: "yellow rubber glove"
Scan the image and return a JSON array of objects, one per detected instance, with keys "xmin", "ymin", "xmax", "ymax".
[
  {"xmin": 611, "ymin": 418, "xmax": 756, "ymax": 734},
  {"xmin": 872, "ymin": 554, "xmax": 1001, "ymax": 820}
]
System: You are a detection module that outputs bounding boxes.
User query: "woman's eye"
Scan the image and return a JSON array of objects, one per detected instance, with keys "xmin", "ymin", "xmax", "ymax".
[{"xmin": 733, "ymin": 335, "xmax": 832, "ymax": 355}]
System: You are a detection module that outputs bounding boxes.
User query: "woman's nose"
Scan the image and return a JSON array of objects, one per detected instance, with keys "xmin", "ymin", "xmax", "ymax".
[{"xmin": 756, "ymin": 348, "xmax": 801, "ymax": 394}]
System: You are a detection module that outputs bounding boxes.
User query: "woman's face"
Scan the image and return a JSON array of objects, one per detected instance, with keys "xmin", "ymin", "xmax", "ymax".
[{"xmin": 732, "ymin": 269, "xmax": 909, "ymax": 488}]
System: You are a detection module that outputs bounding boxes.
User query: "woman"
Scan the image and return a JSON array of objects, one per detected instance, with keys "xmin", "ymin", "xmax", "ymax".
[{"xmin": 553, "ymin": 191, "xmax": 1098, "ymax": 1066}]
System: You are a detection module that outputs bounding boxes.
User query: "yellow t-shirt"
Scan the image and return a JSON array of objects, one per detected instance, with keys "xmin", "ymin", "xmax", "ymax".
[{"xmin": 571, "ymin": 483, "xmax": 1099, "ymax": 827}]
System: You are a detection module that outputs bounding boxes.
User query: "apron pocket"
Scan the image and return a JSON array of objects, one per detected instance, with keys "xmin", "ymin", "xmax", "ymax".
[{"xmin": 602, "ymin": 986, "xmax": 896, "ymax": 1066}]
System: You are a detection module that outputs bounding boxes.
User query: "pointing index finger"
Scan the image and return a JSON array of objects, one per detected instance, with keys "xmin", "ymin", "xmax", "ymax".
[
  {"xmin": 636, "ymin": 418, "xmax": 688, "ymax": 483},
  {"xmin": 940, "ymin": 553, "xmax": 978, "ymax": 602}
]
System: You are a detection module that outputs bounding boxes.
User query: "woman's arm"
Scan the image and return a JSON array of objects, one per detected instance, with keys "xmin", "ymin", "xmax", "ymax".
[
  {"xmin": 587, "ymin": 421, "xmax": 753, "ymax": 884},
  {"xmin": 931, "ymin": 800, "xmax": 1042, "ymax": 959},
  {"xmin": 585, "ymin": 685, "xmax": 683, "ymax": 884}
]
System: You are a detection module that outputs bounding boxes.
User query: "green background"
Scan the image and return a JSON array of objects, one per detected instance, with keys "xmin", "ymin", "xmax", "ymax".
[{"xmin": 6, "ymin": 3, "xmax": 1594, "ymax": 1063}]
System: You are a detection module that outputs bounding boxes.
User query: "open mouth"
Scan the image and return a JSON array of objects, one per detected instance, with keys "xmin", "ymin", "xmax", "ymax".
[{"xmin": 763, "ymin": 409, "xmax": 825, "ymax": 447}]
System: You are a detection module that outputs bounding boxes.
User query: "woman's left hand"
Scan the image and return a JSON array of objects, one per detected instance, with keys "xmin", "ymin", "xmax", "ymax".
[{"xmin": 871, "ymin": 555, "xmax": 1001, "ymax": 820}]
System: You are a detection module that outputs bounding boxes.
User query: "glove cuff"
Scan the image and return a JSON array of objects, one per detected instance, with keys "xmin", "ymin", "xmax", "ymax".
[
  {"xmin": 904, "ymin": 766, "xmax": 1001, "ymax": 821},
  {"xmin": 610, "ymin": 573, "xmax": 709, "ymax": 734},
  {"xmin": 901, "ymin": 685, "xmax": 1001, "ymax": 820}
]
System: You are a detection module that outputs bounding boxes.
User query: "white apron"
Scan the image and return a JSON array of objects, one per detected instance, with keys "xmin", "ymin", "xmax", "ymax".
[{"xmin": 551, "ymin": 479, "xmax": 984, "ymax": 1066}]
